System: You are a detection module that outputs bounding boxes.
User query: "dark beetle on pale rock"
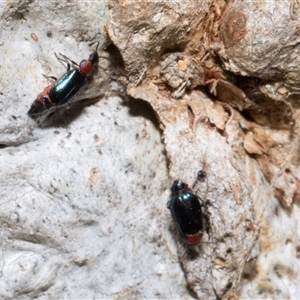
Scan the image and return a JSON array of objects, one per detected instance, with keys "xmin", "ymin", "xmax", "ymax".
[
  {"xmin": 28, "ymin": 46, "xmax": 99, "ymax": 117},
  {"xmin": 167, "ymin": 179, "xmax": 206, "ymax": 245}
]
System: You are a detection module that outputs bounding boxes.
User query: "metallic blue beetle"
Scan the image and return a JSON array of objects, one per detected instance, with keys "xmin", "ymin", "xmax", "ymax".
[
  {"xmin": 168, "ymin": 179, "xmax": 204, "ymax": 244},
  {"xmin": 28, "ymin": 50, "xmax": 98, "ymax": 116}
]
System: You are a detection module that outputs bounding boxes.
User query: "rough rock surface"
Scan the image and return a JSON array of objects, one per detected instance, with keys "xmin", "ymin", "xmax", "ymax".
[
  {"xmin": 0, "ymin": 1, "xmax": 188, "ymax": 299},
  {"xmin": 2, "ymin": 1, "xmax": 300, "ymax": 299},
  {"xmin": 108, "ymin": 0, "xmax": 300, "ymax": 299}
]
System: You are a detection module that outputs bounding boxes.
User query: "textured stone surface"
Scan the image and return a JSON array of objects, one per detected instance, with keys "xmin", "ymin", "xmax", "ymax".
[
  {"xmin": 108, "ymin": 0, "xmax": 300, "ymax": 299},
  {"xmin": 219, "ymin": 1, "xmax": 300, "ymax": 84},
  {"xmin": 1, "ymin": 93, "xmax": 185, "ymax": 299},
  {"xmin": 2, "ymin": 1, "xmax": 300, "ymax": 299},
  {"xmin": 0, "ymin": 1, "xmax": 189, "ymax": 299}
]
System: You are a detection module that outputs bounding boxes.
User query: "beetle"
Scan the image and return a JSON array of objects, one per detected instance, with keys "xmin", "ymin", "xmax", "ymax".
[
  {"xmin": 28, "ymin": 46, "xmax": 99, "ymax": 116},
  {"xmin": 167, "ymin": 179, "xmax": 205, "ymax": 245}
]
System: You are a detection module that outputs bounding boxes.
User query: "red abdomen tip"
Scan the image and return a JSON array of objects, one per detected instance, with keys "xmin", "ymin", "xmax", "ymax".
[{"xmin": 185, "ymin": 232, "xmax": 202, "ymax": 245}]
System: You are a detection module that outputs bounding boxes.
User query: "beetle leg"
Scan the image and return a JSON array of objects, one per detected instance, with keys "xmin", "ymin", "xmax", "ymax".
[
  {"xmin": 42, "ymin": 73, "xmax": 57, "ymax": 82},
  {"xmin": 58, "ymin": 52, "xmax": 79, "ymax": 67},
  {"xmin": 55, "ymin": 52, "xmax": 79, "ymax": 70},
  {"xmin": 197, "ymin": 195, "xmax": 205, "ymax": 206},
  {"xmin": 167, "ymin": 200, "xmax": 171, "ymax": 209}
]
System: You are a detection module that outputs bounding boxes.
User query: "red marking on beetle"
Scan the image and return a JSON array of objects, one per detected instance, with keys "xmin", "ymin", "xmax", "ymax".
[
  {"xmin": 79, "ymin": 59, "xmax": 94, "ymax": 76},
  {"xmin": 185, "ymin": 232, "xmax": 203, "ymax": 245},
  {"xmin": 28, "ymin": 45, "xmax": 99, "ymax": 117},
  {"xmin": 35, "ymin": 80, "xmax": 57, "ymax": 108}
]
